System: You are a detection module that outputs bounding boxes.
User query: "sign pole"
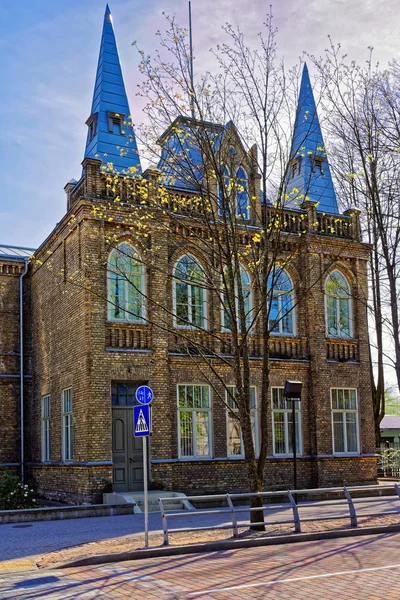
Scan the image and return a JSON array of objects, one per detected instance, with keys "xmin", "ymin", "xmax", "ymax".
[
  {"xmin": 143, "ymin": 435, "xmax": 148, "ymax": 548},
  {"xmin": 134, "ymin": 385, "xmax": 153, "ymax": 550}
]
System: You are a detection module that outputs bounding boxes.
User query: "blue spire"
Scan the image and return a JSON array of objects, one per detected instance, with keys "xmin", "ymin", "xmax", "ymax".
[
  {"xmin": 84, "ymin": 5, "xmax": 141, "ymax": 175},
  {"xmin": 286, "ymin": 64, "xmax": 338, "ymax": 214}
]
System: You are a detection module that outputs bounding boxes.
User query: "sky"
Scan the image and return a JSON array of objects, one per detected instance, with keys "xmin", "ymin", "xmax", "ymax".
[{"xmin": 0, "ymin": 0, "xmax": 399, "ymax": 250}]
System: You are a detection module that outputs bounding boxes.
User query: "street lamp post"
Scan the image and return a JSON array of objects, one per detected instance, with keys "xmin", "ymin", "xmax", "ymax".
[{"xmin": 284, "ymin": 380, "xmax": 303, "ymax": 499}]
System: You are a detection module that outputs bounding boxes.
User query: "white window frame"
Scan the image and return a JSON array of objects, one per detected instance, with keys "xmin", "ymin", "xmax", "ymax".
[
  {"xmin": 173, "ymin": 255, "xmax": 207, "ymax": 330},
  {"xmin": 42, "ymin": 395, "xmax": 51, "ymax": 463},
  {"xmin": 107, "ymin": 243, "xmax": 146, "ymax": 323},
  {"xmin": 268, "ymin": 268, "xmax": 296, "ymax": 337},
  {"xmin": 331, "ymin": 388, "xmax": 360, "ymax": 455},
  {"xmin": 271, "ymin": 387, "xmax": 302, "ymax": 457},
  {"xmin": 177, "ymin": 384, "xmax": 212, "ymax": 458},
  {"xmin": 226, "ymin": 386, "xmax": 258, "ymax": 458},
  {"xmin": 236, "ymin": 166, "xmax": 249, "ymax": 220},
  {"xmin": 62, "ymin": 388, "xmax": 73, "ymax": 462},
  {"xmin": 221, "ymin": 265, "xmax": 252, "ymax": 333},
  {"xmin": 324, "ymin": 270, "xmax": 353, "ymax": 339},
  {"xmin": 217, "ymin": 164, "xmax": 231, "ymax": 217}
]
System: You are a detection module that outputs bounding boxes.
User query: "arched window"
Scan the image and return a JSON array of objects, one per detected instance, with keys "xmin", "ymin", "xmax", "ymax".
[
  {"xmin": 236, "ymin": 166, "xmax": 249, "ymax": 219},
  {"xmin": 174, "ymin": 255, "xmax": 206, "ymax": 328},
  {"xmin": 267, "ymin": 267, "xmax": 295, "ymax": 335},
  {"xmin": 218, "ymin": 164, "xmax": 230, "ymax": 217},
  {"xmin": 107, "ymin": 243, "xmax": 145, "ymax": 321},
  {"xmin": 325, "ymin": 271, "xmax": 352, "ymax": 338},
  {"xmin": 222, "ymin": 265, "xmax": 252, "ymax": 331}
]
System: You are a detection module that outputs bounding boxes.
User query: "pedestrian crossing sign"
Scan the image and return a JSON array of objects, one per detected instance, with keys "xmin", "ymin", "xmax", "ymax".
[{"xmin": 134, "ymin": 404, "xmax": 150, "ymax": 437}]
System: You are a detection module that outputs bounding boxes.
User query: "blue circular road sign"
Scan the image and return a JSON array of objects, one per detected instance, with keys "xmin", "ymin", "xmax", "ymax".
[{"xmin": 136, "ymin": 385, "xmax": 153, "ymax": 405}]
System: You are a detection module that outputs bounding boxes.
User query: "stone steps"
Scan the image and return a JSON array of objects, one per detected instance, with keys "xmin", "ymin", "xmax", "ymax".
[{"xmin": 103, "ymin": 491, "xmax": 193, "ymax": 513}]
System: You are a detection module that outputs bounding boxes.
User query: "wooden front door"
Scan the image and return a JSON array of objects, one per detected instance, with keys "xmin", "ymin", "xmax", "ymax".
[{"xmin": 112, "ymin": 407, "xmax": 144, "ymax": 492}]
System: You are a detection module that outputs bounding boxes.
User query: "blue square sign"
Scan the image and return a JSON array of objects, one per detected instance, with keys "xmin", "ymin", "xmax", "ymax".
[{"xmin": 134, "ymin": 404, "xmax": 150, "ymax": 437}]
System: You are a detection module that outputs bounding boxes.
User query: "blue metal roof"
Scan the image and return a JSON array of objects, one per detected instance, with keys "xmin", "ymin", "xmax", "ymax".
[
  {"xmin": 286, "ymin": 64, "xmax": 338, "ymax": 214},
  {"xmin": 157, "ymin": 117, "xmax": 225, "ymax": 190},
  {"xmin": 84, "ymin": 5, "xmax": 141, "ymax": 175},
  {"xmin": 0, "ymin": 245, "xmax": 35, "ymax": 260}
]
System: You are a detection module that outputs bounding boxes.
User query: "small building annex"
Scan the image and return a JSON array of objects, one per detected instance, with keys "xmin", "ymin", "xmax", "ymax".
[{"xmin": 0, "ymin": 5, "xmax": 376, "ymax": 503}]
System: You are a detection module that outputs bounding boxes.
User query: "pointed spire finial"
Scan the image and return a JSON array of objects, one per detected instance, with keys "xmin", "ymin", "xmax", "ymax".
[
  {"xmin": 286, "ymin": 62, "xmax": 339, "ymax": 214},
  {"xmin": 83, "ymin": 6, "xmax": 141, "ymax": 175}
]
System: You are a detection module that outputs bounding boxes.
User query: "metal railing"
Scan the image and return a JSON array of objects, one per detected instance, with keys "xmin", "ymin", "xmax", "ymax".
[{"xmin": 158, "ymin": 483, "xmax": 400, "ymax": 546}]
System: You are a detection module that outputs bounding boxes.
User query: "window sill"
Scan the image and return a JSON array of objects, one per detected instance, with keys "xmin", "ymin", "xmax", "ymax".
[
  {"xmin": 107, "ymin": 319, "xmax": 148, "ymax": 325},
  {"xmin": 174, "ymin": 325, "xmax": 207, "ymax": 331},
  {"xmin": 270, "ymin": 332, "xmax": 296, "ymax": 338},
  {"xmin": 332, "ymin": 452, "xmax": 360, "ymax": 457},
  {"xmin": 177, "ymin": 456, "xmax": 212, "ymax": 461},
  {"xmin": 325, "ymin": 335, "xmax": 356, "ymax": 341}
]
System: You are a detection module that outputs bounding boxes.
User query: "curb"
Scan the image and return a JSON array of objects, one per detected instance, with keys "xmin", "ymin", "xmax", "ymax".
[{"xmin": 52, "ymin": 522, "xmax": 400, "ymax": 569}]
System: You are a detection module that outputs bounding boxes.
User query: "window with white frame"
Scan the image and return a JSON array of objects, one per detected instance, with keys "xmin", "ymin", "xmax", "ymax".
[
  {"xmin": 174, "ymin": 255, "xmax": 206, "ymax": 328},
  {"xmin": 62, "ymin": 388, "xmax": 73, "ymax": 462},
  {"xmin": 226, "ymin": 386, "xmax": 258, "ymax": 458},
  {"xmin": 222, "ymin": 265, "xmax": 252, "ymax": 331},
  {"xmin": 107, "ymin": 243, "xmax": 145, "ymax": 322},
  {"xmin": 217, "ymin": 164, "xmax": 231, "ymax": 217},
  {"xmin": 272, "ymin": 387, "xmax": 302, "ymax": 456},
  {"xmin": 325, "ymin": 271, "xmax": 352, "ymax": 338},
  {"xmin": 267, "ymin": 267, "xmax": 295, "ymax": 335},
  {"xmin": 331, "ymin": 388, "xmax": 359, "ymax": 454},
  {"xmin": 178, "ymin": 385, "xmax": 211, "ymax": 458},
  {"xmin": 42, "ymin": 395, "xmax": 51, "ymax": 462},
  {"xmin": 217, "ymin": 164, "xmax": 249, "ymax": 219},
  {"xmin": 236, "ymin": 166, "xmax": 249, "ymax": 219}
]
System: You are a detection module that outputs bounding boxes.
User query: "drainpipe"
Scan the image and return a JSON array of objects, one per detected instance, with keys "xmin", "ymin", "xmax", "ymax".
[{"xmin": 20, "ymin": 259, "xmax": 29, "ymax": 484}]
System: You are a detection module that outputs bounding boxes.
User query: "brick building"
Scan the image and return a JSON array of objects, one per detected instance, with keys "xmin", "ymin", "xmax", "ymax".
[{"xmin": 0, "ymin": 6, "xmax": 376, "ymax": 503}]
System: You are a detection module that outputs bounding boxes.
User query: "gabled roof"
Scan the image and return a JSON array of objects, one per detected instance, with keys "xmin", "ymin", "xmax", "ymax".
[
  {"xmin": 157, "ymin": 116, "xmax": 225, "ymax": 190},
  {"xmin": 84, "ymin": 5, "xmax": 141, "ymax": 175},
  {"xmin": 380, "ymin": 415, "xmax": 400, "ymax": 430},
  {"xmin": 0, "ymin": 245, "xmax": 35, "ymax": 260},
  {"xmin": 286, "ymin": 64, "xmax": 339, "ymax": 214}
]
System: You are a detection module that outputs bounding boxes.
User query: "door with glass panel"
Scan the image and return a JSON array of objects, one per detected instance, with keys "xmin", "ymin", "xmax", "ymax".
[{"xmin": 112, "ymin": 383, "xmax": 145, "ymax": 492}]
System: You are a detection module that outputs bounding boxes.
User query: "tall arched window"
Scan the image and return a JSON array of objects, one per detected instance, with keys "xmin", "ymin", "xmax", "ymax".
[
  {"xmin": 268, "ymin": 267, "xmax": 295, "ymax": 335},
  {"xmin": 222, "ymin": 265, "xmax": 252, "ymax": 331},
  {"xmin": 218, "ymin": 164, "xmax": 230, "ymax": 217},
  {"xmin": 236, "ymin": 166, "xmax": 249, "ymax": 219},
  {"xmin": 325, "ymin": 271, "xmax": 352, "ymax": 338},
  {"xmin": 107, "ymin": 243, "xmax": 145, "ymax": 321},
  {"xmin": 174, "ymin": 255, "xmax": 206, "ymax": 328}
]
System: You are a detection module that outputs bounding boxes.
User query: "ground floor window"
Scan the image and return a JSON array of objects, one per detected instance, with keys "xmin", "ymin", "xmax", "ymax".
[
  {"xmin": 331, "ymin": 388, "xmax": 359, "ymax": 454},
  {"xmin": 272, "ymin": 387, "xmax": 302, "ymax": 456},
  {"xmin": 42, "ymin": 395, "xmax": 51, "ymax": 462},
  {"xmin": 226, "ymin": 386, "xmax": 258, "ymax": 457},
  {"xmin": 62, "ymin": 388, "xmax": 73, "ymax": 461},
  {"xmin": 178, "ymin": 385, "xmax": 211, "ymax": 457}
]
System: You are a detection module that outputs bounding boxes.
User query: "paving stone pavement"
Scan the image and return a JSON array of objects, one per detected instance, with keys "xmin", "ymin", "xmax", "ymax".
[{"xmin": 0, "ymin": 532, "xmax": 400, "ymax": 599}]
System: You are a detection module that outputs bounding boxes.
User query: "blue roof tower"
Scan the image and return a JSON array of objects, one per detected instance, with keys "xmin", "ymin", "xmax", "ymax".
[
  {"xmin": 84, "ymin": 5, "xmax": 141, "ymax": 175},
  {"xmin": 286, "ymin": 64, "xmax": 338, "ymax": 214}
]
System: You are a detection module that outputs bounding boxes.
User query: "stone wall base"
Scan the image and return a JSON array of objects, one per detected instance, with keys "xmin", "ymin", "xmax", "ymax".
[
  {"xmin": 27, "ymin": 465, "xmax": 112, "ymax": 505},
  {"xmin": 26, "ymin": 456, "xmax": 377, "ymax": 504}
]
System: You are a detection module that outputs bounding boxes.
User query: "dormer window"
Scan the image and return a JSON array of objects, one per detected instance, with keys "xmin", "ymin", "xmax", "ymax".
[
  {"xmin": 108, "ymin": 111, "xmax": 126, "ymax": 134},
  {"xmin": 85, "ymin": 113, "xmax": 98, "ymax": 143},
  {"xmin": 312, "ymin": 154, "xmax": 325, "ymax": 174},
  {"xmin": 289, "ymin": 158, "xmax": 301, "ymax": 179}
]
